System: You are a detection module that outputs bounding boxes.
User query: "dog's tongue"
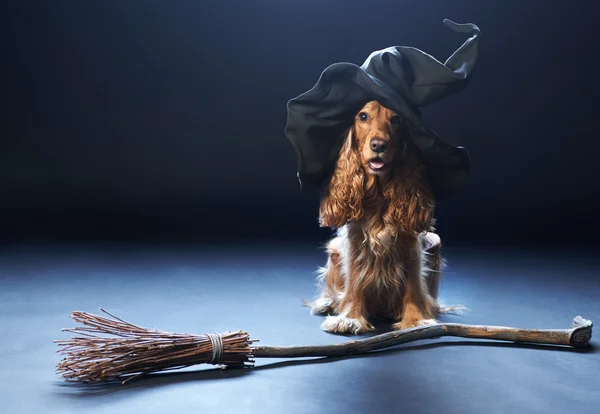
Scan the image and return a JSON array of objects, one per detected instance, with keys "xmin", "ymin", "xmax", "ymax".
[{"xmin": 370, "ymin": 161, "xmax": 385, "ymax": 169}]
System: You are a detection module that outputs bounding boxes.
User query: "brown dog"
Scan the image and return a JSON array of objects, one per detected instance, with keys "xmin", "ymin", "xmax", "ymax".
[{"xmin": 310, "ymin": 100, "xmax": 445, "ymax": 334}]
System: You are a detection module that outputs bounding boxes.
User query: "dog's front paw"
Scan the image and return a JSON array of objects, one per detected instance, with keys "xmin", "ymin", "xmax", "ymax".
[
  {"xmin": 393, "ymin": 318, "xmax": 437, "ymax": 330},
  {"xmin": 321, "ymin": 315, "xmax": 373, "ymax": 334},
  {"xmin": 395, "ymin": 301, "xmax": 437, "ymax": 330}
]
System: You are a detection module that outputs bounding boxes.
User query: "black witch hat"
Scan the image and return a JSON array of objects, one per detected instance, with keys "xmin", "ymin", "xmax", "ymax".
[{"xmin": 284, "ymin": 19, "xmax": 481, "ymax": 201}]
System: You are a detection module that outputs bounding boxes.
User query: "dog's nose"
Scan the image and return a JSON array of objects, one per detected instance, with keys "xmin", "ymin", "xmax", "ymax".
[{"xmin": 370, "ymin": 138, "xmax": 388, "ymax": 153}]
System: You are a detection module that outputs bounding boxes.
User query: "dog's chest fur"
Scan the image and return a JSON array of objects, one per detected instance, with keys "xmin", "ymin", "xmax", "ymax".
[{"xmin": 338, "ymin": 216, "xmax": 415, "ymax": 318}]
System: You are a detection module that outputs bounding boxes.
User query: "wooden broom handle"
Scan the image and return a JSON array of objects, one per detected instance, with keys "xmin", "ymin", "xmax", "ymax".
[{"xmin": 252, "ymin": 316, "xmax": 592, "ymax": 359}]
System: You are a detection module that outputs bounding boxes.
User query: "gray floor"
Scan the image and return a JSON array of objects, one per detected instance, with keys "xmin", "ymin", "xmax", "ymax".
[{"xmin": 1, "ymin": 242, "xmax": 599, "ymax": 414}]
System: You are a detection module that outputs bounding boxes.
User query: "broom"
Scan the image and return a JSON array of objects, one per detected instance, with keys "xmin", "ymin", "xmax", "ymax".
[{"xmin": 55, "ymin": 308, "xmax": 593, "ymax": 385}]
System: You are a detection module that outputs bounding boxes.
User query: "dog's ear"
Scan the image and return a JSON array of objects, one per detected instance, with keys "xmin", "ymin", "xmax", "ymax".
[
  {"xmin": 384, "ymin": 143, "xmax": 435, "ymax": 236},
  {"xmin": 319, "ymin": 127, "xmax": 365, "ymax": 228}
]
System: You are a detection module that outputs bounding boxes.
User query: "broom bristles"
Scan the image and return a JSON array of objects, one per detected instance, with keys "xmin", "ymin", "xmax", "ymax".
[{"xmin": 55, "ymin": 309, "xmax": 257, "ymax": 384}]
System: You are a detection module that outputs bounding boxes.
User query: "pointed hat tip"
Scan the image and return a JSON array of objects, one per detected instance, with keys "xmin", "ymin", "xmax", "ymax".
[{"xmin": 443, "ymin": 19, "xmax": 480, "ymax": 35}]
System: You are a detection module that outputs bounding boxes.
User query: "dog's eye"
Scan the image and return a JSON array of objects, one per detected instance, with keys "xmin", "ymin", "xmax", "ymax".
[
  {"xmin": 358, "ymin": 112, "xmax": 368, "ymax": 122},
  {"xmin": 391, "ymin": 115, "xmax": 403, "ymax": 125}
]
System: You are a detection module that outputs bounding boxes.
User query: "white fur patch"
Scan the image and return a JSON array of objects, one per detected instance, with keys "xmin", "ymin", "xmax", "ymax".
[
  {"xmin": 422, "ymin": 232, "xmax": 441, "ymax": 251},
  {"xmin": 321, "ymin": 315, "xmax": 368, "ymax": 334},
  {"xmin": 393, "ymin": 318, "xmax": 438, "ymax": 330},
  {"xmin": 310, "ymin": 297, "xmax": 333, "ymax": 315},
  {"xmin": 415, "ymin": 318, "xmax": 438, "ymax": 327}
]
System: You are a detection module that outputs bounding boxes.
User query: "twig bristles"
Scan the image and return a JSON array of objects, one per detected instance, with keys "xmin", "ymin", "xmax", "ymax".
[{"xmin": 55, "ymin": 309, "xmax": 256, "ymax": 384}]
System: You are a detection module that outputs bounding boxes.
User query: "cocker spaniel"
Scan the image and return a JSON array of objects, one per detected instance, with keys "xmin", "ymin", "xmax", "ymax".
[{"xmin": 310, "ymin": 100, "xmax": 448, "ymax": 334}]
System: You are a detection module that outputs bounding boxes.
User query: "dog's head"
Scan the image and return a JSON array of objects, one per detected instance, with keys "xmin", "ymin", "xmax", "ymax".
[
  {"xmin": 352, "ymin": 100, "xmax": 407, "ymax": 179},
  {"xmin": 319, "ymin": 100, "xmax": 434, "ymax": 234}
]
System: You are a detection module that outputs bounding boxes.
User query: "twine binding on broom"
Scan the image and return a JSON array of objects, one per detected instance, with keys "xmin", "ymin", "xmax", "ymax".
[{"xmin": 206, "ymin": 333, "xmax": 224, "ymax": 365}]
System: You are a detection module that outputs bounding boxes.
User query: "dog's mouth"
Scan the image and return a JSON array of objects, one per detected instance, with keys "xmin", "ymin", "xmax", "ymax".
[{"xmin": 368, "ymin": 159, "xmax": 390, "ymax": 172}]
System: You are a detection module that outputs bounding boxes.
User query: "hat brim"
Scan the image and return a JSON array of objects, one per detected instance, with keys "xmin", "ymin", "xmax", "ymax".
[{"xmin": 285, "ymin": 62, "xmax": 471, "ymax": 201}]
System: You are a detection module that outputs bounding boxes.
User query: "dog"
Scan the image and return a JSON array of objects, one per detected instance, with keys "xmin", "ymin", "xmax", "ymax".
[{"xmin": 309, "ymin": 100, "xmax": 447, "ymax": 334}]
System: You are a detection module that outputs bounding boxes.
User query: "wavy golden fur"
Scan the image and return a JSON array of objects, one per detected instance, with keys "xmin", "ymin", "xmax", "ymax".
[{"xmin": 310, "ymin": 100, "xmax": 447, "ymax": 334}]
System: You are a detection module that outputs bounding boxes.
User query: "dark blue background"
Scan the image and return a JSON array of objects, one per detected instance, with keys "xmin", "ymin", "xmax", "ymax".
[{"xmin": 3, "ymin": 0, "xmax": 599, "ymax": 246}]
